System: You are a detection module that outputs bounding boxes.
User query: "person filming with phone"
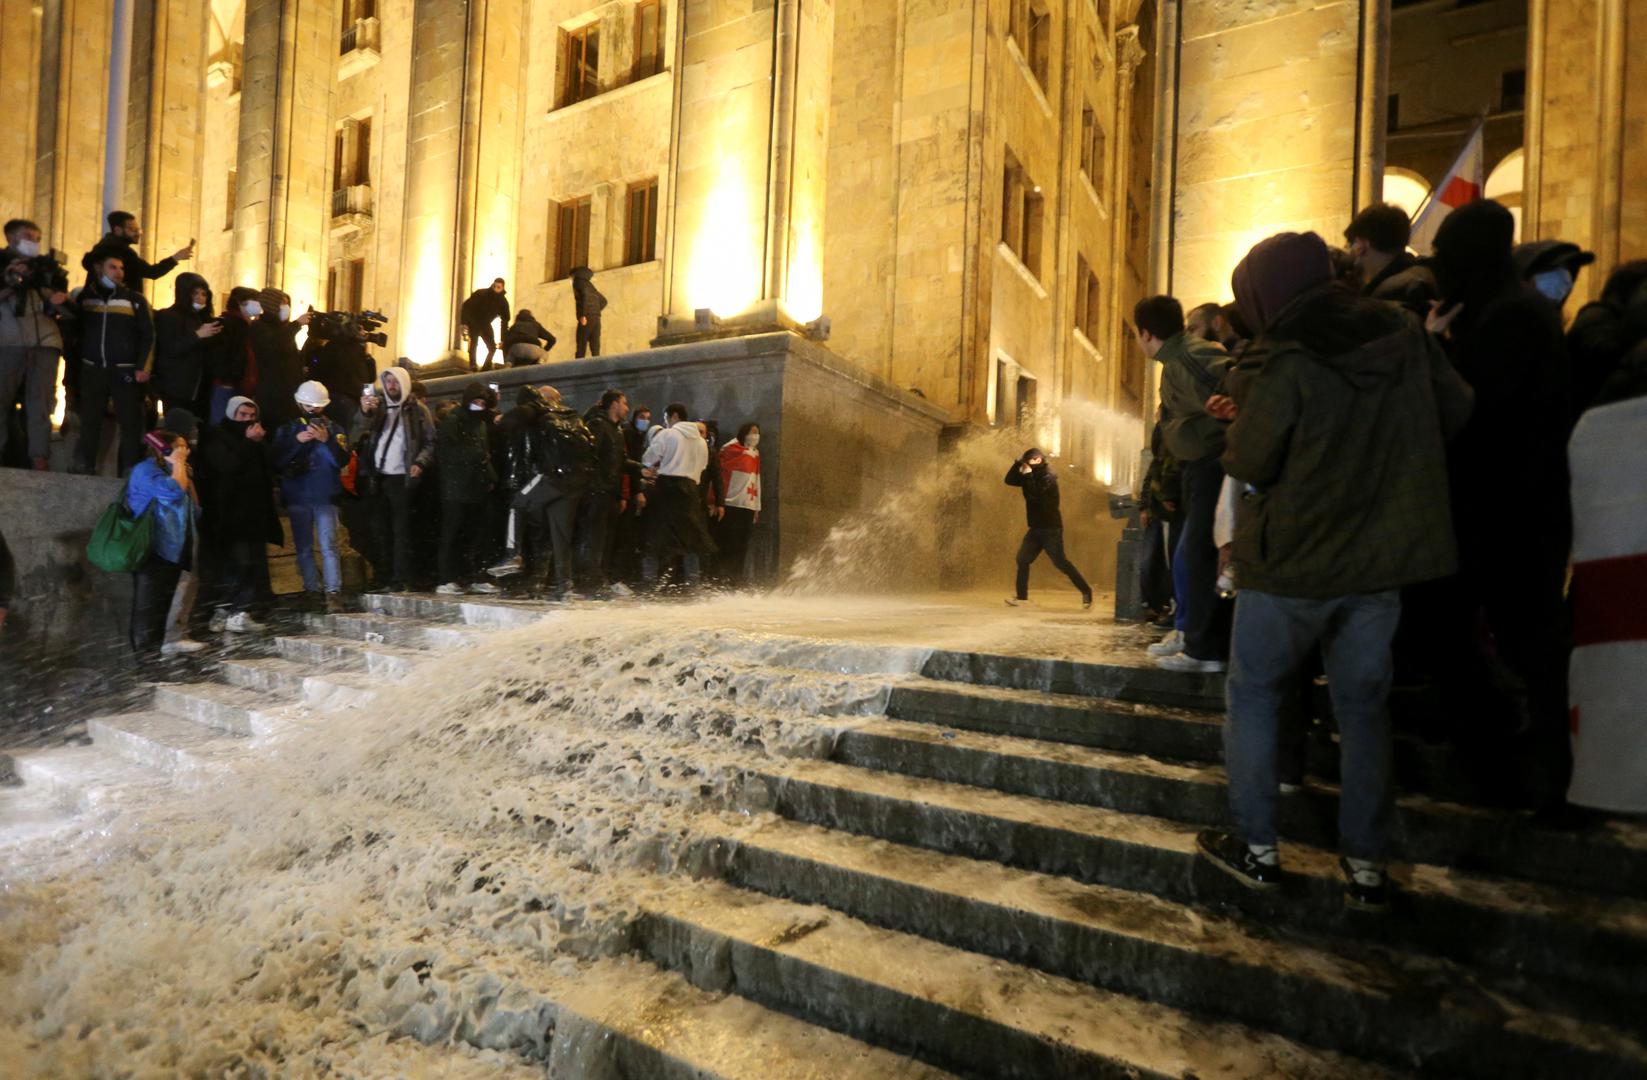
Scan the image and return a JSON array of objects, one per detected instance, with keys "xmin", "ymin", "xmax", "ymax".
[{"xmin": 273, "ymin": 381, "xmax": 351, "ymax": 612}]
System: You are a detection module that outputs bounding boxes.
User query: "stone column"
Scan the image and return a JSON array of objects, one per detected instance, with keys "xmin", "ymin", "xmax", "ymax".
[
  {"xmin": 233, "ymin": 0, "xmax": 332, "ymax": 305},
  {"xmin": 0, "ymin": 0, "xmax": 44, "ymax": 225},
  {"xmin": 125, "ymin": 0, "xmax": 208, "ymax": 300},
  {"xmin": 33, "ymin": 0, "xmax": 115, "ymax": 263},
  {"xmin": 1108, "ymin": 25, "xmax": 1145, "ymax": 412},
  {"xmin": 659, "ymin": 0, "xmax": 835, "ymax": 337}
]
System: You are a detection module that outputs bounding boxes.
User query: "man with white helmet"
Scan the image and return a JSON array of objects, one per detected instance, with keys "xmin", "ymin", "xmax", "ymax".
[{"xmin": 272, "ymin": 380, "xmax": 352, "ymax": 611}]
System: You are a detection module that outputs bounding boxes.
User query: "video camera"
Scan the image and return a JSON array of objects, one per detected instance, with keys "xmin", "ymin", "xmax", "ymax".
[
  {"xmin": 4, "ymin": 250, "xmax": 69, "ymax": 293},
  {"xmin": 308, "ymin": 308, "xmax": 389, "ymax": 348}
]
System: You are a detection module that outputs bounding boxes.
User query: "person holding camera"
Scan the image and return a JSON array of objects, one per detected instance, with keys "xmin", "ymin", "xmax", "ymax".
[
  {"xmin": 73, "ymin": 247, "xmax": 156, "ymax": 475},
  {"xmin": 273, "ymin": 381, "xmax": 350, "ymax": 611},
  {"xmin": 151, "ymin": 271, "xmax": 220, "ymax": 421},
  {"xmin": 80, "ymin": 210, "xmax": 194, "ymax": 287},
  {"xmin": 0, "ymin": 218, "xmax": 69, "ymax": 470}
]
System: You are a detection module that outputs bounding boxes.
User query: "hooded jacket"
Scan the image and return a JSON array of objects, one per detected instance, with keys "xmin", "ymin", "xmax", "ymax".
[
  {"xmin": 1361, "ymin": 251, "xmax": 1438, "ymax": 317},
  {"xmin": 503, "ymin": 311, "xmax": 554, "ymax": 351},
  {"xmin": 1154, "ymin": 331, "xmax": 1232, "ymax": 461},
  {"xmin": 1223, "ymin": 281, "xmax": 1473, "ymax": 599},
  {"xmin": 1005, "ymin": 451, "xmax": 1061, "ymax": 529},
  {"xmin": 362, "ymin": 366, "xmax": 436, "ymax": 480},
  {"xmin": 434, "ymin": 389, "xmax": 497, "ymax": 502},
  {"xmin": 500, "ymin": 389, "xmax": 552, "ymax": 492},
  {"xmin": 197, "ymin": 415, "xmax": 284, "ymax": 546},
  {"xmin": 583, "ymin": 402, "xmax": 641, "ymax": 495},
  {"xmin": 152, "ymin": 272, "xmax": 213, "ymax": 404},
  {"xmin": 252, "ymin": 314, "xmax": 306, "ymax": 430},
  {"xmin": 571, "ymin": 267, "xmax": 608, "ymax": 321},
  {"xmin": 80, "ymin": 232, "xmax": 177, "ymax": 283},
  {"xmin": 73, "ymin": 276, "xmax": 155, "ymax": 374},
  {"xmin": 461, "ymin": 286, "xmax": 510, "ymax": 330}
]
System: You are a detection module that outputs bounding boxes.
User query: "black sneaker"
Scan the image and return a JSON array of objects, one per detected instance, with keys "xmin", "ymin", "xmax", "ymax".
[
  {"xmin": 1081, "ymin": 591, "xmax": 1094, "ymax": 611},
  {"xmin": 1340, "ymin": 858, "xmax": 1391, "ymax": 913},
  {"xmin": 1196, "ymin": 830, "xmax": 1282, "ymax": 891}
]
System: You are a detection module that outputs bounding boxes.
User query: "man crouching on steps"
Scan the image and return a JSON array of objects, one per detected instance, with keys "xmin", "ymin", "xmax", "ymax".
[
  {"xmin": 1195, "ymin": 231, "xmax": 1472, "ymax": 913},
  {"xmin": 1004, "ymin": 448, "xmax": 1093, "ymax": 611}
]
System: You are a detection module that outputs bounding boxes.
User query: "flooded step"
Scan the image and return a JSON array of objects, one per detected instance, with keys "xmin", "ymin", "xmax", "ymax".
[
  {"xmin": 637, "ymin": 879, "xmax": 1394, "ymax": 1080},
  {"xmin": 885, "ymin": 679, "xmax": 1456, "ymax": 798},
  {"xmin": 834, "ymin": 718, "xmax": 1647, "ymax": 898},
  {"xmin": 151, "ymin": 680, "xmax": 294, "ymax": 737},
  {"xmin": 86, "ymin": 710, "xmax": 246, "ymax": 777},
  {"xmin": 919, "ymin": 646, "xmax": 1226, "ymax": 710},
  {"xmin": 694, "ymin": 816, "xmax": 1646, "ymax": 1076},
  {"xmin": 10, "ymin": 744, "xmax": 171, "ymax": 813},
  {"xmin": 307, "ymin": 611, "xmax": 482, "ymax": 651},
  {"xmin": 217, "ymin": 655, "xmax": 380, "ymax": 708},
  {"xmin": 272, "ymin": 633, "xmax": 427, "ymax": 678},
  {"xmin": 364, "ymin": 591, "xmax": 553, "ymax": 630},
  {"xmin": 745, "ymin": 759, "xmax": 1647, "ymax": 997}
]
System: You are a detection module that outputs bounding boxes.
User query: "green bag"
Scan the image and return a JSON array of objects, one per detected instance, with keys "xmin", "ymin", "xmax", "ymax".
[{"xmin": 86, "ymin": 479, "xmax": 155, "ymax": 573}]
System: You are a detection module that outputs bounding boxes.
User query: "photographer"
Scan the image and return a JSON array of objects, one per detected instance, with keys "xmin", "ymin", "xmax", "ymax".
[
  {"xmin": 305, "ymin": 310, "xmax": 381, "ymax": 422},
  {"xmin": 0, "ymin": 218, "xmax": 69, "ymax": 470},
  {"xmin": 73, "ymin": 248, "xmax": 155, "ymax": 475},
  {"xmin": 80, "ymin": 210, "xmax": 194, "ymax": 287},
  {"xmin": 273, "ymin": 381, "xmax": 349, "ymax": 611}
]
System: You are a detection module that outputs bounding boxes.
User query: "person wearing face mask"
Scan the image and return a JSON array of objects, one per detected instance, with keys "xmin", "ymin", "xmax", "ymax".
[
  {"xmin": 0, "ymin": 218, "xmax": 70, "ymax": 471},
  {"xmin": 1003, "ymin": 448, "xmax": 1093, "ymax": 611},
  {"xmin": 72, "ymin": 248, "xmax": 156, "ymax": 475},
  {"xmin": 1512, "ymin": 241, "xmax": 1595, "ymax": 319},
  {"xmin": 612, "ymin": 405, "xmax": 654, "ymax": 585},
  {"xmin": 151, "ymin": 272, "xmax": 220, "ymax": 420},
  {"xmin": 359, "ymin": 366, "xmax": 436, "ymax": 591},
  {"xmin": 639, "ymin": 402, "xmax": 717, "ymax": 589},
  {"xmin": 206, "ymin": 286, "xmax": 264, "ymax": 428},
  {"xmin": 715, "ymin": 422, "xmax": 763, "ymax": 584},
  {"xmin": 273, "ymin": 381, "xmax": 350, "ymax": 612},
  {"xmin": 126, "ymin": 428, "xmax": 201, "ymax": 656},
  {"xmin": 252, "ymin": 287, "xmax": 312, "ymax": 431},
  {"xmin": 196, "ymin": 396, "xmax": 282, "ymax": 633},
  {"xmin": 79, "ymin": 210, "xmax": 195, "ymax": 288},
  {"xmin": 433, "ymin": 381, "xmax": 501, "ymax": 595}
]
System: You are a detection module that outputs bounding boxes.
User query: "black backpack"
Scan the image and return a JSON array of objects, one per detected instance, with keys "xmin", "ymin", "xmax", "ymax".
[{"xmin": 535, "ymin": 405, "xmax": 596, "ymax": 493}]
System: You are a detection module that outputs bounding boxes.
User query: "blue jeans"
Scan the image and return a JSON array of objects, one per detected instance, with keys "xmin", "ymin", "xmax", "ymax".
[
  {"xmin": 288, "ymin": 503, "xmax": 342, "ymax": 593},
  {"xmin": 1224, "ymin": 588, "xmax": 1401, "ymax": 859}
]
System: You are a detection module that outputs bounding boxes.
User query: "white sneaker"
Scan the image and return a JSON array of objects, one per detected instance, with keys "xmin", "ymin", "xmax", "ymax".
[
  {"xmin": 1156, "ymin": 652, "xmax": 1226, "ymax": 674},
  {"xmin": 1004, "ymin": 597, "xmax": 1030, "ymax": 607},
  {"xmin": 436, "ymin": 582, "xmax": 466, "ymax": 595},
  {"xmin": 1147, "ymin": 630, "xmax": 1185, "ymax": 657},
  {"xmin": 224, "ymin": 611, "xmax": 268, "ymax": 633},
  {"xmin": 208, "ymin": 610, "xmax": 229, "ymax": 633},
  {"xmin": 467, "ymin": 581, "xmax": 501, "ymax": 595},
  {"xmin": 486, "ymin": 556, "xmax": 523, "ymax": 577},
  {"xmin": 160, "ymin": 638, "xmax": 208, "ymax": 655}
]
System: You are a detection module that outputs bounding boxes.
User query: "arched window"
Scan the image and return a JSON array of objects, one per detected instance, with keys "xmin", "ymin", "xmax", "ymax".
[
  {"xmin": 1381, "ymin": 167, "xmax": 1431, "ymax": 220},
  {"xmin": 1485, "ymin": 147, "xmax": 1525, "ymax": 241}
]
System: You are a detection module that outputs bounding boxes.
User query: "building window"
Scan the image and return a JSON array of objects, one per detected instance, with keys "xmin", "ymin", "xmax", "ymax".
[
  {"xmin": 333, "ymin": 117, "xmax": 371, "ymax": 188},
  {"xmin": 561, "ymin": 23, "xmax": 601, "ymax": 107},
  {"xmin": 554, "ymin": 196, "xmax": 592, "ymax": 281},
  {"xmin": 1075, "ymin": 255, "xmax": 1100, "ymax": 341},
  {"xmin": 328, "ymin": 258, "xmax": 365, "ymax": 311},
  {"xmin": 634, "ymin": 0, "xmax": 663, "ymax": 81},
  {"xmin": 625, "ymin": 179, "xmax": 659, "ymax": 265},
  {"xmin": 1001, "ymin": 149, "xmax": 1044, "ymax": 279},
  {"xmin": 1009, "ymin": 0, "xmax": 1051, "ymax": 90},
  {"xmin": 1386, "ymin": 93, "xmax": 1400, "ymax": 132},
  {"xmin": 339, "ymin": 0, "xmax": 375, "ymax": 53},
  {"xmin": 1500, "ymin": 68, "xmax": 1526, "ymax": 112},
  {"xmin": 1079, "ymin": 103, "xmax": 1106, "ymax": 183},
  {"xmin": 224, "ymin": 168, "xmax": 237, "ymax": 232}
]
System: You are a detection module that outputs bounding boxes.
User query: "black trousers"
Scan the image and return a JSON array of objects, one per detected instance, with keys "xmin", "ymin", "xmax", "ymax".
[
  {"xmin": 374, "ymin": 475, "xmax": 417, "ymax": 587},
  {"xmin": 131, "ymin": 556, "xmax": 182, "ymax": 655},
  {"xmin": 575, "ymin": 492, "xmax": 618, "ymax": 591},
  {"xmin": 1014, "ymin": 526, "xmax": 1091, "ymax": 600},
  {"xmin": 543, "ymin": 493, "xmax": 582, "ymax": 592},
  {"xmin": 76, "ymin": 363, "xmax": 146, "ymax": 475},
  {"xmin": 204, "ymin": 539, "xmax": 268, "ymax": 613},
  {"xmin": 439, "ymin": 497, "xmax": 489, "ymax": 585},
  {"xmin": 575, "ymin": 320, "xmax": 601, "ymax": 358},
  {"xmin": 1176, "ymin": 456, "xmax": 1227, "ymax": 661},
  {"xmin": 716, "ymin": 506, "xmax": 757, "ymax": 582},
  {"xmin": 465, "ymin": 321, "xmax": 498, "ymax": 370}
]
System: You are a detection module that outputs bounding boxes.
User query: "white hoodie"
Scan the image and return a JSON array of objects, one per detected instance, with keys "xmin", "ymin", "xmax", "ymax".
[{"xmin": 643, "ymin": 420, "xmax": 708, "ymax": 480}]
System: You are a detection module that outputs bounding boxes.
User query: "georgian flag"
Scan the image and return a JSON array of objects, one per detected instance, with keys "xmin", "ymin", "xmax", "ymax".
[{"xmin": 1409, "ymin": 120, "xmax": 1485, "ymax": 255}]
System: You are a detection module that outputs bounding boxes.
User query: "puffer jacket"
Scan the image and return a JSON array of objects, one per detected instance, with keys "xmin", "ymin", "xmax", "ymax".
[{"xmin": 74, "ymin": 277, "xmax": 155, "ymax": 373}]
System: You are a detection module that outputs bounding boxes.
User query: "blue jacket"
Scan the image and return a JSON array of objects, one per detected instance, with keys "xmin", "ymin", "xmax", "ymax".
[
  {"xmin": 271, "ymin": 415, "xmax": 350, "ymax": 506},
  {"xmin": 125, "ymin": 458, "xmax": 195, "ymax": 564}
]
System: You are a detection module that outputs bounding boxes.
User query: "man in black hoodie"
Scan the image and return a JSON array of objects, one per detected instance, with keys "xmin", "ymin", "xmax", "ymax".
[
  {"xmin": 1003, "ymin": 448, "xmax": 1092, "ymax": 610},
  {"xmin": 80, "ymin": 210, "xmax": 194, "ymax": 287},
  {"xmin": 578, "ymin": 389, "xmax": 642, "ymax": 594},
  {"xmin": 570, "ymin": 266, "xmax": 607, "ymax": 358},
  {"xmin": 252, "ymin": 287, "xmax": 310, "ymax": 430},
  {"xmin": 460, "ymin": 278, "xmax": 511, "ymax": 371},
  {"xmin": 197, "ymin": 396, "xmax": 283, "ymax": 632},
  {"xmin": 73, "ymin": 248, "xmax": 157, "ymax": 475},
  {"xmin": 152, "ymin": 272, "xmax": 221, "ymax": 419}
]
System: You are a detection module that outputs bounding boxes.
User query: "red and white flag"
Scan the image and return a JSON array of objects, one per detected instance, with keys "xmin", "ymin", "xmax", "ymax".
[{"xmin": 1409, "ymin": 120, "xmax": 1484, "ymax": 254}]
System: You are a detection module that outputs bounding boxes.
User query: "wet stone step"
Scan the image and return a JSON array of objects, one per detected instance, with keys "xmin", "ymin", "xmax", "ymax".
[
  {"xmin": 9, "ymin": 744, "xmax": 172, "ymax": 813},
  {"xmin": 833, "ymin": 718, "xmax": 1647, "ymax": 898},
  {"xmin": 637, "ymin": 879, "xmax": 1397, "ymax": 1080},
  {"xmin": 742, "ymin": 759, "xmax": 1647, "ymax": 998},
  {"xmin": 919, "ymin": 646, "xmax": 1226, "ymax": 710},
  {"xmin": 690, "ymin": 816, "xmax": 1647, "ymax": 1077},
  {"xmin": 85, "ymin": 710, "xmax": 246, "ymax": 777},
  {"xmin": 272, "ymin": 633, "xmax": 427, "ymax": 679},
  {"xmin": 151, "ymin": 681, "xmax": 293, "ymax": 738},
  {"xmin": 306, "ymin": 611, "xmax": 481, "ymax": 651},
  {"xmin": 216, "ymin": 656, "xmax": 379, "ymax": 709},
  {"xmin": 364, "ymin": 591, "xmax": 553, "ymax": 630}
]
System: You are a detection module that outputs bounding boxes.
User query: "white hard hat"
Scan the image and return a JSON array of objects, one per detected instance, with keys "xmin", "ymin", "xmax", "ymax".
[{"xmin": 295, "ymin": 380, "xmax": 331, "ymax": 408}]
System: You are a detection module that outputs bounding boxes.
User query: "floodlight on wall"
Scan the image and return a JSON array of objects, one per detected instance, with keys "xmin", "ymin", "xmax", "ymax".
[
  {"xmin": 694, "ymin": 307, "xmax": 721, "ymax": 331},
  {"xmin": 802, "ymin": 314, "xmax": 831, "ymax": 341}
]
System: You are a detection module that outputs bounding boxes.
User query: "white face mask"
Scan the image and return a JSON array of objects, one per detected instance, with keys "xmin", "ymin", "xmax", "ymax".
[
  {"xmin": 278, "ymin": 304, "xmax": 291, "ymax": 323},
  {"xmin": 1532, "ymin": 267, "xmax": 1573, "ymax": 303},
  {"xmin": 191, "ymin": 301, "xmax": 206, "ymax": 312},
  {"xmin": 99, "ymin": 275, "xmax": 117, "ymax": 290},
  {"xmin": 13, "ymin": 239, "xmax": 39, "ymax": 258},
  {"xmin": 242, "ymin": 300, "xmax": 263, "ymax": 318},
  {"xmin": 468, "ymin": 402, "xmax": 486, "ymax": 412},
  {"xmin": 744, "ymin": 433, "xmax": 760, "ymax": 450}
]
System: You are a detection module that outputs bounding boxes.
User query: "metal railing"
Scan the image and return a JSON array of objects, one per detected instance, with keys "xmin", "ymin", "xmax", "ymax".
[{"xmin": 330, "ymin": 184, "xmax": 373, "ymax": 219}]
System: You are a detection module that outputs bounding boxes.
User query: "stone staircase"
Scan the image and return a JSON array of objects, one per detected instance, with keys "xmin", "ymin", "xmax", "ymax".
[{"xmin": 5, "ymin": 592, "xmax": 1645, "ymax": 1078}]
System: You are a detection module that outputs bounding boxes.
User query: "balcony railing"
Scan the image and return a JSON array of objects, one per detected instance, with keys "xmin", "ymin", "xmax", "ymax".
[
  {"xmin": 331, "ymin": 184, "xmax": 373, "ymax": 221},
  {"xmin": 340, "ymin": 16, "xmax": 380, "ymax": 56}
]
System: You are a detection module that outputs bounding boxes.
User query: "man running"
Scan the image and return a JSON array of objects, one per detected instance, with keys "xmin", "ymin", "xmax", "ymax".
[{"xmin": 1005, "ymin": 448, "xmax": 1093, "ymax": 610}]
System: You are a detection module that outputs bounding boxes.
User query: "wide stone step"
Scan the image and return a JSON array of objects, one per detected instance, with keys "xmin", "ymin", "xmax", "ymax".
[
  {"xmin": 637, "ymin": 879, "xmax": 1394, "ymax": 1080},
  {"xmin": 217, "ymin": 655, "xmax": 379, "ymax": 708},
  {"xmin": 694, "ymin": 816, "xmax": 1646, "ymax": 1076},
  {"xmin": 742, "ymin": 759, "xmax": 1647, "ymax": 997},
  {"xmin": 306, "ymin": 611, "xmax": 481, "ymax": 651},
  {"xmin": 86, "ymin": 710, "xmax": 246, "ymax": 777},
  {"xmin": 363, "ymin": 591, "xmax": 552, "ymax": 630},
  {"xmin": 885, "ymin": 679, "xmax": 1456, "ymax": 797},
  {"xmin": 10, "ymin": 744, "xmax": 171, "ymax": 812},
  {"xmin": 272, "ymin": 633, "xmax": 427, "ymax": 678},
  {"xmin": 151, "ymin": 680, "xmax": 294, "ymax": 737},
  {"xmin": 834, "ymin": 718, "xmax": 1647, "ymax": 898},
  {"xmin": 919, "ymin": 645, "xmax": 1225, "ymax": 710}
]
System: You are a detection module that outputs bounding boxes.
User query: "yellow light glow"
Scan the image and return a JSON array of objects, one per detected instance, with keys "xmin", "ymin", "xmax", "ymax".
[
  {"xmin": 687, "ymin": 158, "xmax": 762, "ymax": 317},
  {"xmin": 50, "ymin": 357, "xmax": 66, "ymax": 430},
  {"xmin": 785, "ymin": 226, "xmax": 824, "ymax": 325},
  {"xmin": 402, "ymin": 220, "xmax": 453, "ymax": 364}
]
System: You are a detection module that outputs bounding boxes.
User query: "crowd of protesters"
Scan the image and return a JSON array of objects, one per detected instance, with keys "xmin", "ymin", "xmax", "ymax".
[{"xmin": 1127, "ymin": 198, "xmax": 1647, "ymax": 910}]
